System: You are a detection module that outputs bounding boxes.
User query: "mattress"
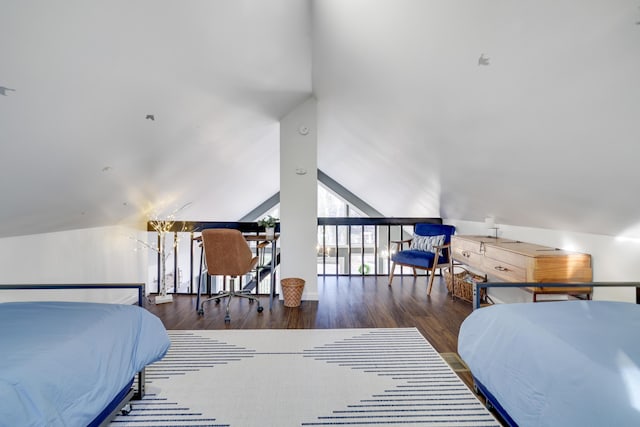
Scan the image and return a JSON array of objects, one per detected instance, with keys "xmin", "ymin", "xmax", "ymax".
[
  {"xmin": 458, "ymin": 300, "xmax": 640, "ymax": 427},
  {"xmin": 0, "ymin": 301, "xmax": 170, "ymax": 426}
]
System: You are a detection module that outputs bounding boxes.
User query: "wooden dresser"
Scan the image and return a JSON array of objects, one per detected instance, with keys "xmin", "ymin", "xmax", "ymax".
[{"xmin": 451, "ymin": 235, "xmax": 593, "ymax": 301}]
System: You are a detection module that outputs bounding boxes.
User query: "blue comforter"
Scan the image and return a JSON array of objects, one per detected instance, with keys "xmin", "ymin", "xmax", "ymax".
[
  {"xmin": 0, "ymin": 301, "xmax": 170, "ymax": 427},
  {"xmin": 458, "ymin": 301, "xmax": 640, "ymax": 426}
]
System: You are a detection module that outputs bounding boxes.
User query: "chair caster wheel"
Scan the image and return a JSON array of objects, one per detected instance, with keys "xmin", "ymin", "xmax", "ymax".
[
  {"xmin": 224, "ymin": 316, "xmax": 231, "ymax": 323},
  {"xmin": 249, "ymin": 299, "xmax": 254, "ymax": 304},
  {"xmin": 257, "ymin": 306, "xmax": 264, "ymax": 313},
  {"xmin": 215, "ymin": 298, "xmax": 221, "ymax": 304},
  {"xmin": 197, "ymin": 308, "xmax": 204, "ymax": 316}
]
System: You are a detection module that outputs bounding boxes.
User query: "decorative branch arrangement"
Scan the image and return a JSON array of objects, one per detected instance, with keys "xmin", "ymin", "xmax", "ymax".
[{"xmin": 131, "ymin": 202, "xmax": 191, "ymax": 303}]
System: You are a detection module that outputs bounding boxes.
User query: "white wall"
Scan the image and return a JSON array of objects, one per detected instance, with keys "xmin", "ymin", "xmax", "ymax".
[
  {"xmin": 447, "ymin": 219, "xmax": 639, "ymax": 303},
  {"xmin": 280, "ymin": 97, "xmax": 319, "ymax": 300},
  {"xmin": 3, "ymin": 217, "xmax": 634, "ymax": 305},
  {"xmin": 0, "ymin": 225, "xmax": 147, "ymax": 304}
]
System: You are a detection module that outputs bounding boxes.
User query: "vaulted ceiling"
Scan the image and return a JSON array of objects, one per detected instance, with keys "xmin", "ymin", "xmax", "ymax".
[{"xmin": 1, "ymin": 0, "xmax": 639, "ymax": 239}]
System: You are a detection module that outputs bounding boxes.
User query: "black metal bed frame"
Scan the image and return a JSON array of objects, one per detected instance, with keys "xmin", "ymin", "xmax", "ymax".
[
  {"xmin": 469, "ymin": 281, "xmax": 640, "ymax": 426},
  {"xmin": 0, "ymin": 282, "xmax": 148, "ymax": 426}
]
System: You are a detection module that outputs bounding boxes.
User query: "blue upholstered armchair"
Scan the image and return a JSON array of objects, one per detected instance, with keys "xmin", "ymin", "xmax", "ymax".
[{"xmin": 388, "ymin": 223, "xmax": 456, "ymax": 295}]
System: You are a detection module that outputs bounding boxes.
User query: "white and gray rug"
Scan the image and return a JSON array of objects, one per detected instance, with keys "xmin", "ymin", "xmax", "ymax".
[{"xmin": 110, "ymin": 328, "xmax": 499, "ymax": 427}]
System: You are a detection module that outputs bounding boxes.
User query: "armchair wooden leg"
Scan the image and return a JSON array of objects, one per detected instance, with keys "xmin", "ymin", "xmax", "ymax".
[
  {"xmin": 388, "ymin": 262, "xmax": 396, "ymax": 286},
  {"xmin": 412, "ymin": 268, "xmax": 417, "ymax": 278},
  {"xmin": 427, "ymin": 264, "xmax": 438, "ymax": 295}
]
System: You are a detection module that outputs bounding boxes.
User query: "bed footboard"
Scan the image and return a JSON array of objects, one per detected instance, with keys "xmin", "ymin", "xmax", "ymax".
[
  {"xmin": 472, "ymin": 281, "xmax": 640, "ymax": 310},
  {"xmin": 0, "ymin": 283, "xmax": 158, "ymax": 427}
]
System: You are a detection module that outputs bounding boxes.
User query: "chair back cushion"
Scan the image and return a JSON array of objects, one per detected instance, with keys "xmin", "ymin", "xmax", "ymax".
[
  {"xmin": 414, "ymin": 224, "xmax": 456, "ymax": 245},
  {"xmin": 202, "ymin": 229, "xmax": 256, "ymax": 276}
]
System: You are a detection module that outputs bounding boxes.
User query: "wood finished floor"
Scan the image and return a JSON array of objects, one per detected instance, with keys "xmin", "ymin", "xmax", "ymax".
[
  {"xmin": 145, "ymin": 274, "xmax": 476, "ymax": 384},
  {"xmin": 145, "ymin": 275, "xmax": 472, "ymax": 350}
]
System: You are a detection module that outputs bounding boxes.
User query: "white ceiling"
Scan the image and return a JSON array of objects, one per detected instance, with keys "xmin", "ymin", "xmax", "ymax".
[{"xmin": 1, "ymin": 0, "xmax": 639, "ymax": 239}]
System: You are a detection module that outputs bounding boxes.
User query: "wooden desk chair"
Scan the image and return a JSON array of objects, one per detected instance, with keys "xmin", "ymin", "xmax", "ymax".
[{"xmin": 388, "ymin": 223, "xmax": 456, "ymax": 295}]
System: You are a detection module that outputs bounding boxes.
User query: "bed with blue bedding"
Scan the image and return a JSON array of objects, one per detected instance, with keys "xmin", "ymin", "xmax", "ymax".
[
  {"xmin": 0, "ymin": 285, "xmax": 170, "ymax": 427},
  {"xmin": 458, "ymin": 300, "xmax": 640, "ymax": 426}
]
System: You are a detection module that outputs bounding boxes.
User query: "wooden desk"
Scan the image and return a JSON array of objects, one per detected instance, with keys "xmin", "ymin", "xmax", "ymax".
[
  {"xmin": 245, "ymin": 234, "xmax": 279, "ymax": 310},
  {"xmin": 451, "ymin": 235, "xmax": 593, "ymax": 301}
]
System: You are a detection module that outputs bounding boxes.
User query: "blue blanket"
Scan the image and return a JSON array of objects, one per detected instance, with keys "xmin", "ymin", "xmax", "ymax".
[
  {"xmin": 458, "ymin": 300, "xmax": 640, "ymax": 427},
  {"xmin": 0, "ymin": 301, "xmax": 170, "ymax": 427}
]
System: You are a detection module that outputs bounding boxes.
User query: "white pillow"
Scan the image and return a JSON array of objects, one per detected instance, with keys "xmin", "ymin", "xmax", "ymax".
[{"xmin": 410, "ymin": 234, "xmax": 445, "ymax": 253}]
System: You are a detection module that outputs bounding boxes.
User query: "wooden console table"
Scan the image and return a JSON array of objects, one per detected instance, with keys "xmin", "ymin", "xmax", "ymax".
[{"xmin": 451, "ymin": 235, "xmax": 593, "ymax": 301}]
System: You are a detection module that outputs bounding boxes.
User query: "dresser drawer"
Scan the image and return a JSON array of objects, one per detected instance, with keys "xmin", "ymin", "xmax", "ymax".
[
  {"xmin": 451, "ymin": 246, "xmax": 484, "ymax": 270},
  {"xmin": 452, "ymin": 236, "xmax": 484, "ymax": 255},
  {"xmin": 482, "ymin": 257, "xmax": 526, "ymax": 282},
  {"xmin": 484, "ymin": 245, "xmax": 528, "ymax": 269}
]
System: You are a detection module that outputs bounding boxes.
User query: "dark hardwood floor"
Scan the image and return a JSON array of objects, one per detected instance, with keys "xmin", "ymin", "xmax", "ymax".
[
  {"xmin": 145, "ymin": 275, "xmax": 472, "ymax": 352},
  {"xmin": 145, "ymin": 274, "xmax": 476, "ymax": 384}
]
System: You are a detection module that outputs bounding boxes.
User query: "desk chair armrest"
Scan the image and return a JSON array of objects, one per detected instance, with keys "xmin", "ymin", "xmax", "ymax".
[{"xmin": 255, "ymin": 241, "xmax": 271, "ymax": 268}]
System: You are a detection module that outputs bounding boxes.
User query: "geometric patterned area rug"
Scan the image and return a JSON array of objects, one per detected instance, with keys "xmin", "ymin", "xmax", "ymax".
[{"xmin": 111, "ymin": 328, "xmax": 499, "ymax": 426}]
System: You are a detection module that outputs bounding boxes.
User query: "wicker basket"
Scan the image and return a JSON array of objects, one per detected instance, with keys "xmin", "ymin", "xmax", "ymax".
[
  {"xmin": 443, "ymin": 266, "xmax": 488, "ymax": 304},
  {"xmin": 281, "ymin": 278, "xmax": 305, "ymax": 307}
]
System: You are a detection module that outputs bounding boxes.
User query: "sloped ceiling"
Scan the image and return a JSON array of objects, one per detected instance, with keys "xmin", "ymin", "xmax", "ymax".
[
  {"xmin": 314, "ymin": 0, "xmax": 640, "ymax": 239},
  {"xmin": 0, "ymin": 0, "xmax": 311, "ymax": 237},
  {"xmin": 1, "ymin": 0, "xmax": 639, "ymax": 239}
]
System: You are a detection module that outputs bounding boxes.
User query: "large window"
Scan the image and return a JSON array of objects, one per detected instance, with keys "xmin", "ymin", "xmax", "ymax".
[
  {"xmin": 318, "ymin": 183, "xmax": 364, "ymax": 218},
  {"xmin": 252, "ymin": 183, "xmax": 376, "ymax": 276},
  {"xmin": 148, "ymin": 183, "xmax": 381, "ymax": 293}
]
